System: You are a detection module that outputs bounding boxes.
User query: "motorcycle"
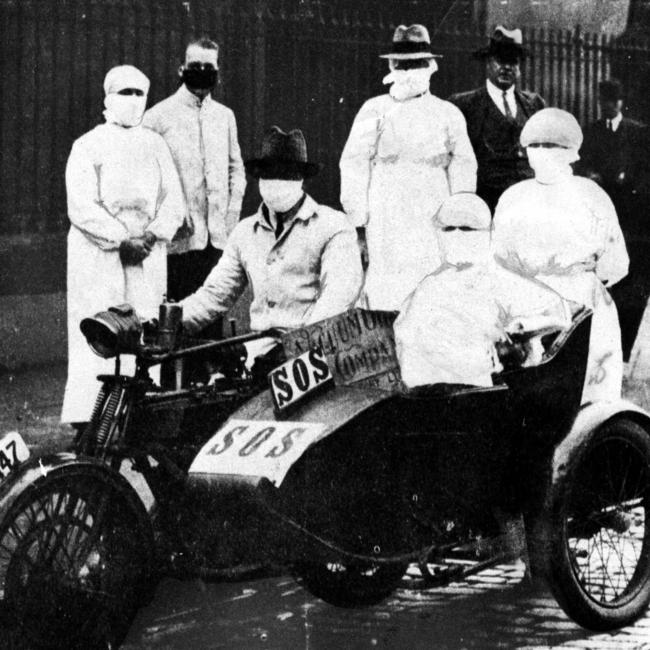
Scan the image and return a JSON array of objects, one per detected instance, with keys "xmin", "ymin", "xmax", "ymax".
[{"xmin": 0, "ymin": 304, "xmax": 648, "ymax": 648}]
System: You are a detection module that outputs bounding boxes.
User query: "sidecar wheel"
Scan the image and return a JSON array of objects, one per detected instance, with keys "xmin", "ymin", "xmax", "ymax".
[
  {"xmin": 0, "ymin": 466, "xmax": 155, "ymax": 648},
  {"xmin": 294, "ymin": 561, "xmax": 407, "ymax": 607},
  {"xmin": 543, "ymin": 418, "xmax": 650, "ymax": 630}
]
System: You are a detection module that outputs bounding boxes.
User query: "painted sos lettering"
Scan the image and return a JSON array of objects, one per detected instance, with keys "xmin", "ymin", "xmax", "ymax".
[
  {"xmin": 270, "ymin": 346, "xmax": 332, "ymax": 410},
  {"xmin": 206, "ymin": 424, "xmax": 309, "ymax": 459},
  {"xmin": 207, "ymin": 425, "xmax": 248, "ymax": 455}
]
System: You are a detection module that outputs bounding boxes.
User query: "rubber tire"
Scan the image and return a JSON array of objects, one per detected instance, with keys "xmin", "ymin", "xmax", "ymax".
[
  {"xmin": 0, "ymin": 466, "xmax": 155, "ymax": 648},
  {"xmin": 541, "ymin": 418, "xmax": 650, "ymax": 631},
  {"xmin": 294, "ymin": 561, "xmax": 407, "ymax": 607}
]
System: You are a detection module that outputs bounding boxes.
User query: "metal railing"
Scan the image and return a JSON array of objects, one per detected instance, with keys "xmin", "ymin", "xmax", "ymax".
[{"xmin": 0, "ymin": 0, "xmax": 648, "ymax": 237}]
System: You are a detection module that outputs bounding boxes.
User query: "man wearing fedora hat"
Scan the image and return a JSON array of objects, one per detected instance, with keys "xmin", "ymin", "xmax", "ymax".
[
  {"xmin": 449, "ymin": 26, "xmax": 545, "ymax": 212},
  {"xmin": 181, "ymin": 126, "xmax": 362, "ymax": 364},
  {"xmin": 340, "ymin": 24, "xmax": 477, "ymax": 311}
]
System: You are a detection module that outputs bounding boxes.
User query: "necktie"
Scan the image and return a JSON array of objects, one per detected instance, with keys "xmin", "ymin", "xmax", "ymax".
[
  {"xmin": 502, "ymin": 91, "xmax": 513, "ymax": 119},
  {"xmin": 607, "ymin": 119, "xmax": 613, "ymax": 131}
]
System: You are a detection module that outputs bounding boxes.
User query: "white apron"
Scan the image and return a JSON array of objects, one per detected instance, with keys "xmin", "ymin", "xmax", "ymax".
[{"xmin": 538, "ymin": 272, "xmax": 622, "ymax": 402}]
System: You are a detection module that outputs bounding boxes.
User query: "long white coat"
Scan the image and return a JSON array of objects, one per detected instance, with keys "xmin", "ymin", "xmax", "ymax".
[
  {"xmin": 395, "ymin": 261, "xmax": 571, "ymax": 388},
  {"xmin": 340, "ymin": 92, "xmax": 477, "ymax": 309},
  {"xmin": 61, "ymin": 123, "xmax": 185, "ymax": 423},
  {"xmin": 493, "ymin": 175, "xmax": 629, "ymax": 403}
]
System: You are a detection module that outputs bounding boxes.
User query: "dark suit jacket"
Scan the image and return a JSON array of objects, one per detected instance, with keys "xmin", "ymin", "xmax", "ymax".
[
  {"xmin": 449, "ymin": 86, "xmax": 545, "ymax": 150},
  {"xmin": 577, "ymin": 116, "xmax": 649, "ymax": 195},
  {"xmin": 449, "ymin": 86, "xmax": 545, "ymax": 204}
]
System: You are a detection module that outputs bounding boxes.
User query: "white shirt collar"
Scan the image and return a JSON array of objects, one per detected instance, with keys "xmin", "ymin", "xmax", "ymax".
[
  {"xmin": 486, "ymin": 79, "xmax": 517, "ymax": 117},
  {"xmin": 608, "ymin": 112, "xmax": 623, "ymax": 132}
]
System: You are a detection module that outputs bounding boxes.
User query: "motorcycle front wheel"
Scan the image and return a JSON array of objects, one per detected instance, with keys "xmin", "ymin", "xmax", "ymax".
[
  {"xmin": 294, "ymin": 560, "xmax": 407, "ymax": 607},
  {"xmin": 0, "ymin": 464, "xmax": 155, "ymax": 648}
]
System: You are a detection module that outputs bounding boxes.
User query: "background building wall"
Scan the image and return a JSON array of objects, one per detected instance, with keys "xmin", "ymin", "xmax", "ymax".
[{"xmin": 0, "ymin": 0, "xmax": 647, "ymax": 370}]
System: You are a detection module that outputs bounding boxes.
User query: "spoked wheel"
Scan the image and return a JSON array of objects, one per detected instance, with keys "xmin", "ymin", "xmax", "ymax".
[
  {"xmin": 294, "ymin": 560, "xmax": 407, "ymax": 607},
  {"xmin": 0, "ymin": 465, "xmax": 155, "ymax": 648},
  {"xmin": 544, "ymin": 418, "xmax": 650, "ymax": 630}
]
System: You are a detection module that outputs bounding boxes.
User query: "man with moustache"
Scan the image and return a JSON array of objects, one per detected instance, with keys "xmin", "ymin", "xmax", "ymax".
[
  {"xmin": 449, "ymin": 27, "xmax": 545, "ymax": 212},
  {"xmin": 144, "ymin": 37, "xmax": 246, "ymax": 329}
]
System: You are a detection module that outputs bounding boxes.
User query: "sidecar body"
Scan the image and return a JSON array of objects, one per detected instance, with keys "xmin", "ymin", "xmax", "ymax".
[{"xmin": 184, "ymin": 308, "xmax": 650, "ymax": 628}]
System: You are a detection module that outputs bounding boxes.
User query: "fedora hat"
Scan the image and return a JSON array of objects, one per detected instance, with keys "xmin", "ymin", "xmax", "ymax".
[
  {"xmin": 245, "ymin": 126, "xmax": 320, "ymax": 179},
  {"xmin": 379, "ymin": 24, "xmax": 442, "ymax": 60},
  {"xmin": 473, "ymin": 26, "xmax": 528, "ymax": 61}
]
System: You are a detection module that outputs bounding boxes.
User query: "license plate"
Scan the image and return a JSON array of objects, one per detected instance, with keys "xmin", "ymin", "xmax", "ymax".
[
  {"xmin": 0, "ymin": 432, "xmax": 30, "ymax": 479},
  {"xmin": 269, "ymin": 346, "xmax": 333, "ymax": 411}
]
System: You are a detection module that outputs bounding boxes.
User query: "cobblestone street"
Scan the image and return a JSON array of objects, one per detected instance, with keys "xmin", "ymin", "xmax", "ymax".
[{"xmin": 122, "ymin": 561, "xmax": 650, "ymax": 649}]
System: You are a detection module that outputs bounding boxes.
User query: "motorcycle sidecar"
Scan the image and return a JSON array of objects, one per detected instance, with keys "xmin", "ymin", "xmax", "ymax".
[{"xmin": 186, "ymin": 308, "xmax": 650, "ymax": 631}]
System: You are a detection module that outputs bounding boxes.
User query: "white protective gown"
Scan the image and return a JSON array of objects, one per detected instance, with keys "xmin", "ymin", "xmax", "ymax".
[
  {"xmin": 61, "ymin": 123, "xmax": 185, "ymax": 423},
  {"xmin": 395, "ymin": 261, "xmax": 571, "ymax": 388},
  {"xmin": 340, "ymin": 92, "xmax": 477, "ymax": 309},
  {"xmin": 493, "ymin": 175, "xmax": 629, "ymax": 403}
]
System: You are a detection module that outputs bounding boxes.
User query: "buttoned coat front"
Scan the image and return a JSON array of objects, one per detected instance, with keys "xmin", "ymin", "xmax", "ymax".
[
  {"xmin": 143, "ymin": 85, "xmax": 246, "ymax": 253},
  {"xmin": 181, "ymin": 195, "xmax": 363, "ymax": 334}
]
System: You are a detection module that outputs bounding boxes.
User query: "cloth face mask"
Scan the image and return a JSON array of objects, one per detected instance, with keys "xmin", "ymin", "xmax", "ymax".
[
  {"xmin": 526, "ymin": 146, "xmax": 577, "ymax": 184},
  {"xmin": 258, "ymin": 179, "xmax": 304, "ymax": 214},
  {"xmin": 438, "ymin": 230, "xmax": 490, "ymax": 267},
  {"xmin": 182, "ymin": 67, "xmax": 218, "ymax": 90},
  {"xmin": 103, "ymin": 94, "xmax": 147, "ymax": 128},
  {"xmin": 383, "ymin": 64, "xmax": 436, "ymax": 101}
]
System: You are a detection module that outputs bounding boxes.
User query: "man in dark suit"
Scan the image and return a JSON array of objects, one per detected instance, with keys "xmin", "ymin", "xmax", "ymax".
[
  {"xmin": 449, "ymin": 26, "xmax": 545, "ymax": 212},
  {"xmin": 577, "ymin": 79, "xmax": 650, "ymax": 360}
]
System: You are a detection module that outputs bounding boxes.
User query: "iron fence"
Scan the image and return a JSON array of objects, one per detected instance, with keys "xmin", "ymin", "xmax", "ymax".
[{"xmin": 0, "ymin": 0, "xmax": 648, "ymax": 239}]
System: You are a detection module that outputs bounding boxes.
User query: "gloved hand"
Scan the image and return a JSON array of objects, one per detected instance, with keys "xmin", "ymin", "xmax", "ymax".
[
  {"xmin": 141, "ymin": 318, "xmax": 159, "ymax": 345},
  {"xmin": 119, "ymin": 236, "xmax": 152, "ymax": 265}
]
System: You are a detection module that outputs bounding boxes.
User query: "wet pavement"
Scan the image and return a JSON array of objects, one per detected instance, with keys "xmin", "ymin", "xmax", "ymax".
[{"xmin": 1, "ymin": 363, "xmax": 650, "ymax": 649}]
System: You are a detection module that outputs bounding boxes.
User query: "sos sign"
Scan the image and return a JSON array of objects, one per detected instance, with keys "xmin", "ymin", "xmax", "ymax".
[{"xmin": 269, "ymin": 346, "xmax": 333, "ymax": 411}]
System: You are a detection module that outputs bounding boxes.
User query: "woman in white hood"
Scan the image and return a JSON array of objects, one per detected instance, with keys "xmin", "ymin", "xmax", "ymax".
[
  {"xmin": 339, "ymin": 24, "xmax": 477, "ymax": 310},
  {"xmin": 61, "ymin": 65, "xmax": 185, "ymax": 429},
  {"xmin": 493, "ymin": 108, "xmax": 629, "ymax": 402}
]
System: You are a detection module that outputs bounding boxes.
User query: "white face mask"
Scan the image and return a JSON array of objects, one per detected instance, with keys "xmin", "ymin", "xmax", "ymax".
[
  {"xmin": 103, "ymin": 93, "xmax": 147, "ymax": 128},
  {"xmin": 526, "ymin": 146, "xmax": 576, "ymax": 184},
  {"xmin": 258, "ymin": 179, "xmax": 304, "ymax": 213},
  {"xmin": 383, "ymin": 64, "xmax": 436, "ymax": 101},
  {"xmin": 438, "ymin": 230, "xmax": 490, "ymax": 267}
]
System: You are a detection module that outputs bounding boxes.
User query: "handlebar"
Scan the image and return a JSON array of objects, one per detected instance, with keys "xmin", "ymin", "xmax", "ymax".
[{"xmin": 137, "ymin": 328, "xmax": 283, "ymax": 365}]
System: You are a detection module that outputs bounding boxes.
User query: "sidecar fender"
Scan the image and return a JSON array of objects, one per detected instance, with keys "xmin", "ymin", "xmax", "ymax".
[
  {"xmin": 188, "ymin": 384, "xmax": 397, "ymax": 487},
  {"xmin": 0, "ymin": 452, "xmax": 151, "ymax": 534},
  {"xmin": 552, "ymin": 399, "xmax": 650, "ymax": 483}
]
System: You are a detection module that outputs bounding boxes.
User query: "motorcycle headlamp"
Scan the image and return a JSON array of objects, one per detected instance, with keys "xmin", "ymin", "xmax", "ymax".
[{"xmin": 80, "ymin": 304, "xmax": 143, "ymax": 358}]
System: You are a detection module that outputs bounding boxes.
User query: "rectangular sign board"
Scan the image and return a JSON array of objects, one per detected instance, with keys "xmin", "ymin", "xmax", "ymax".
[{"xmin": 281, "ymin": 308, "xmax": 402, "ymax": 391}]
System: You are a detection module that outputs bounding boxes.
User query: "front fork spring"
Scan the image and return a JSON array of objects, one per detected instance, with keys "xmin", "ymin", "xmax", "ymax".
[{"xmin": 95, "ymin": 384, "xmax": 124, "ymax": 449}]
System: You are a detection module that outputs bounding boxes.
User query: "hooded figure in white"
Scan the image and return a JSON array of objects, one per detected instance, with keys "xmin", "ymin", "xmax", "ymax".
[
  {"xmin": 339, "ymin": 24, "xmax": 477, "ymax": 310},
  {"xmin": 493, "ymin": 108, "xmax": 629, "ymax": 403},
  {"xmin": 395, "ymin": 194, "xmax": 572, "ymax": 388},
  {"xmin": 61, "ymin": 65, "xmax": 185, "ymax": 425}
]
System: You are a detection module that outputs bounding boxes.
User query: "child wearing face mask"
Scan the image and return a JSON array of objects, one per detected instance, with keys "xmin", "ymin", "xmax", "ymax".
[
  {"xmin": 493, "ymin": 108, "xmax": 629, "ymax": 403},
  {"xmin": 395, "ymin": 193, "xmax": 572, "ymax": 389}
]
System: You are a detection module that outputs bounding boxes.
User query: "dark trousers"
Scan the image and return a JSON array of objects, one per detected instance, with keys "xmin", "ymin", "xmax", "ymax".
[
  {"xmin": 610, "ymin": 237, "xmax": 650, "ymax": 362},
  {"xmin": 163, "ymin": 246, "xmax": 224, "ymax": 388},
  {"xmin": 607, "ymin": 189, "xmax": 650, "ymax": 361},
  {"xmin": 167, "ymin": 246, "xmax": 223, "ymax": 340}
]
